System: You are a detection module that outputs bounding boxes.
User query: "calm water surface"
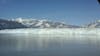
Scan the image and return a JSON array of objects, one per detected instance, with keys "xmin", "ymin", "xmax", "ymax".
[{"xmin": 0, "ymin": 33, "xmax": 100, "ymax": 56}]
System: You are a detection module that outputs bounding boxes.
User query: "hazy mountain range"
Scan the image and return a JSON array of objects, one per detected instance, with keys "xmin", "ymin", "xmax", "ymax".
[
  {"xmin": 0, "ymin": 18, "xmax": 100, "ymax": 30},
  {"xmin": 0, "ymin": 18, "xmax": 27, "ymax": 30},
  {"xmin": 85, "ymin": 20, "xmax": 100, "ymax": 28}
]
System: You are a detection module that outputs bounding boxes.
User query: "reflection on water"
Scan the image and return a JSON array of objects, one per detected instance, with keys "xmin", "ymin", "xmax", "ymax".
[{"xmin": 0, "ymin": 33, "xmax": 100, "ymax": 56}]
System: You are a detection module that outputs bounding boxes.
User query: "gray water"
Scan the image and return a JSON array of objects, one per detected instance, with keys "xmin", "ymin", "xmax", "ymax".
[{"xmin": 0, "ymin": 33, "xmax": 100, "ymax": 56}]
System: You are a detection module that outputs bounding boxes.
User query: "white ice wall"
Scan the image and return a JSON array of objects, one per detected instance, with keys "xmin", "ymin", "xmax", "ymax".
[{"xmin": 0, "ymin": 28, "xmax": 100, "ymax": 35}]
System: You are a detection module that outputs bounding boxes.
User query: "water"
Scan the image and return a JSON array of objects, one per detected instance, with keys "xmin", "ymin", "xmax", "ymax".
[{"xmin": 0, "ymin": 33, "xmax": 100, "ymax": 56}]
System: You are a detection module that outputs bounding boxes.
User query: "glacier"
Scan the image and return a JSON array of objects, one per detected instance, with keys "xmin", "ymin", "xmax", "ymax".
[{"xmin": 0, "ymin": 28, "xmax": 100, "ymax": 35}]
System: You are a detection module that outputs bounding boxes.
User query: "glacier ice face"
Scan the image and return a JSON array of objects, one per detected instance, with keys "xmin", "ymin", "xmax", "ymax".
[{"xmin": 0, "ymin": 28, "xmax": 100, "ymax": 35}]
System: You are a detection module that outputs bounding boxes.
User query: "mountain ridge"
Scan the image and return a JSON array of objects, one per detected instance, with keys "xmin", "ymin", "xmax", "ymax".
[
  {"xmin": 0, "ymin": 18, "xmax": 100, "ymax": 30},
  {"xmin": 0, "ymin": 18, "xmax": 80, "ymax": 30}
]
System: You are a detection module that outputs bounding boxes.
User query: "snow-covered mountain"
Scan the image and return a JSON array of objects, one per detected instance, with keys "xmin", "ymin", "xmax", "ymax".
[
  {"xmin": 86, "ymin": 20, "xmax": 100, "ymax": 28},
  {"xmin": 0, "ymin": 19, "xmax": 27, "ymax": 30},
  {"xmin": 12, "ymin": 18, "xmax": 80, "ymax": 28},
  {"xmin": 1, "ymin": 18, "xmax": 100, "ymax": 30}
]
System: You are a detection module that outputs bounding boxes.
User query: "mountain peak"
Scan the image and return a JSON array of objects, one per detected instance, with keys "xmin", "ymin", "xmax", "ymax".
[
  {"xmin": 9, "ymin": 18, "xmax": 80, "ymax": 28},
  {"xmin": 96, "ymin": 20, "xmax": 100, "ymax": 22}
]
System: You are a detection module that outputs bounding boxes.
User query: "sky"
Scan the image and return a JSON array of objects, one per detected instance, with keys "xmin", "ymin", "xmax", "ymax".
[{"xmin": 0, "ymin": 0, "xmax": 100, "ymax": 25}]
